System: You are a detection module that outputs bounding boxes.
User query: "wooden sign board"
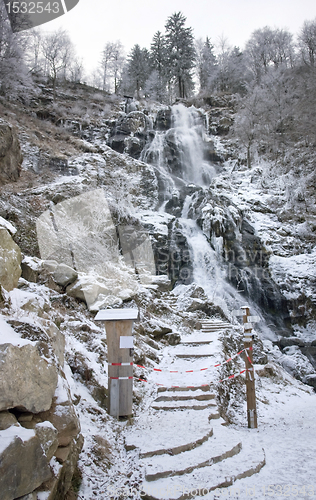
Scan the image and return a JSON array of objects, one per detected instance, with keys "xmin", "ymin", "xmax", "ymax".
[
  {"xmin": 247, "ymin": 315, "xmax": 260, "ymax": 323},
  {"xmin": 232, "ymin": 310, "xmax": 246, "ymax": 317}
]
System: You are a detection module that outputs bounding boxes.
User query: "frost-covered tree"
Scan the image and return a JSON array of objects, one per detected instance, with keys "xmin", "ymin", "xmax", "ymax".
[
  {"xmin": 100, "ymin": 41, "xmax": 114, "ymax": 91},
  {"xmin": 99, "ymin": 41, "xmax": 125, "ymax": 93},
  {"xmin": 164, "ymin": 12, "xmax": 196, "ymax": 98},
  {"xmin": 24, "ymin": 28, "xmax": 42, "ymax": 73},
  {"xmin": 216, "ymin": 45, "xmax": 249, "ymax": 94},
  {"xmin": 0, "ymin": 2, "xmax": 32, "ymax": 98},
  {"xmin": 245, "ymin": 27, "xmax": 294, "ymax": 81},
  {"xmin": 110, "ymin": 41, "xmax": 125, "ymax": 94},
  {"xmin": 41, "ymin": 28, "xmax": 74, "ymax": 98},
  {"xmin": 298, "ymin": 18, "xmax": 316, "ymax": 66},
  {"xmin": 195, "ymin": 37, "xmax": 217, "ymax": 92}
]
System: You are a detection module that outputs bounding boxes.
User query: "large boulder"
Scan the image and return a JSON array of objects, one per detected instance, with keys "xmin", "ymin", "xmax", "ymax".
[
  {"xmin": 0, "ymin": 425, "xmax": 52, "ymax": 500},
  {"xmin": 0, "ymin": 342, "xmax": 58, "ymax": 413},
  {"xmin": 0, "ymin": 228, "xmax": 22, "ymax": 291},
  {"xmin": 0, "ymin": 119, "xmax": 23, "ymax": 184},
  {"xmin": 37, "ymin": 380, "xmax": 80, "ymax": 447}
]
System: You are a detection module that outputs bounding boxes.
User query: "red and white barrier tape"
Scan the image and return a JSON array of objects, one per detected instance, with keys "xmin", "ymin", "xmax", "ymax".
[
  {"xmin": 109, "ymin": 376, "xmax": 133, "ymax": 380},
  {"xmin": 109, "ymin": 362, "xmax": 133, "ymax": 366},
  {"xmin": 134, "ymin": 349, "xmax": 246, "ymax": 374}
]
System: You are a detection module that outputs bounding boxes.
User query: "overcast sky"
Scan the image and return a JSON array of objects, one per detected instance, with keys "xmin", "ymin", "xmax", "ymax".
[{"xmin": 42, "ymin": 0, "xmax": 316, "ymax": 76}]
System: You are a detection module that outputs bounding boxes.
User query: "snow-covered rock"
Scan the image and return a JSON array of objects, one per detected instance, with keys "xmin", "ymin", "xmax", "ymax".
[
  {"xmin": 0, "ymin": 425, "xmax": 51, "ymax": 500},
  {"xmin": 0, "ymin": 337, "xmax": 58, "ymax": 413}
]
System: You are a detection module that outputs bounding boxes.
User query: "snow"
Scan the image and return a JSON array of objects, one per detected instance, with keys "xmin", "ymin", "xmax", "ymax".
[
  {"xmin": 54, "ymin": 375, "xmax": 70, "ymax": 404},
  {"xmin": 1, "ymin": 102, "xmax": 315, "ymax": 500},
  {"xmin": 0, "ymin": 216, "xmax": 16, "ymax": 235},
  {"xmin": 0, "ymin": 315, "xmax": 34, "ymax": 347},
  {"xmin": 0, "ymin": 426, "xmax": 35, "ymax": 455}
]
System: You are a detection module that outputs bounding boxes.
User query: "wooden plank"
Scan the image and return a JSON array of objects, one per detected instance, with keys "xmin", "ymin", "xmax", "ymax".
[
  {"xmin": 106, "ymin": 319, "xmax": 134, "ymax": 417},
  {"xmin": 109, "ymin": 378, "xmax": 120, "ymax": 417},
  {"xmin": 95, "ymin": 308, "xmax": 139, "ymax": 321},
  {"xmin": 119, "ymin": 378, "xmax": 133, "ymax": 416}
]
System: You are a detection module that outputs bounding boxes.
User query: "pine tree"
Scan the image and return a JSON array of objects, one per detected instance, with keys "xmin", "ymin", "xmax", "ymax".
[
  {"xmin": 196, "ymin": 37, "xmax": 217, "ymax": 92},
  {"xmin": 148, "ymin": 31, "xmax": 167, "ymax": 101},
  {"xmin": 127, "ymin": 44, "xmax": 150, "ymax": 98},
  {"xmin": 164, "ymin": 12, "xmax": 196, "ymax": 98}
]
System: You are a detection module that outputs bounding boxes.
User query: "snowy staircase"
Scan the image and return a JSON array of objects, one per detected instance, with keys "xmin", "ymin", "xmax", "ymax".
[
  {"xmin": 123, "ymin": 317, "xmax": 265, "ymax": 499},
  {"xmin": 174, "ymin": 319, "xmax": 231, "ymax": 359},
  {"xmin": 141, "ymin": 434, "xmax": 266, "ymax": 500},
  {"xmin": 151, "ymin": 384, "xmax": 218, "ymax": 412},
  {"xmin": 201, "ymin": 320, "xmax": 233, "ymax": 333}
]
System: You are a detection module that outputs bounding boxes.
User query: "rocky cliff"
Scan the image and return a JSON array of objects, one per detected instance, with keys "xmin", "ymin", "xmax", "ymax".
[{"xmin": 0, "ymin": 82, "xmax": 316, "ymax": 498}]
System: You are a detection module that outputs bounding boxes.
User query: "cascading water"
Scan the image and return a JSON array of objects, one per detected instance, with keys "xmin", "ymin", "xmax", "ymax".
[
  {"xmin": 170, "ymin": 104, "xmax": 216, "ymax": 186},
  {"xmin": 140, "ymin": 104, "xmax": 238, "ymax": 313},
  {"xmin": 141, "ymin": 104, "xmax": 216, "ymax": 200},
  {"xmin": 140, "ymin": 103, "xmax": 280, "ymax": 325}
]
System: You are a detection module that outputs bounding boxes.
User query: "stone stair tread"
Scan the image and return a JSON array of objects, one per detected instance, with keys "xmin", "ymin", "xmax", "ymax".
[
  {"xmin": 180, "ymin": 337, "xmax": 213, "ymax": 344},
  {"xmin": 175, "ymin": 353, "xmax": 215, "ymax": 358},
  {"xmin": 124, "ymin": 410, "xmax": 211, "ymax": 457},
  {"xmin": 201, "ymin": 327, "xmax": 231, "ymax": 331},
  {"xmin": 157, "ymin": 384, "xmax": 211, "ymax": 393},
  {"xmin": 152, "ymin": 399, "xmax": 217, "ymax": 410},
  {"xmin": 141, "ymin": 440, "xmax": 266, "ymax": 499},
  {"xmin": 139, "ymin": 429, "xmax": 214, "ymax": 459},
  {"xmin": 143, "ymin": 434, "xmax": 243, "ymax": 481},
  {"xmin": 155, "ymin": 389, "xmax": 215, "ymax": 402}
]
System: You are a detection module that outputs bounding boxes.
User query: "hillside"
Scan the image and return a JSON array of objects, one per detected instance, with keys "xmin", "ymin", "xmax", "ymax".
[{"xmin": 0, "ymin": 80, "xmax": 316, "ymax": 499}]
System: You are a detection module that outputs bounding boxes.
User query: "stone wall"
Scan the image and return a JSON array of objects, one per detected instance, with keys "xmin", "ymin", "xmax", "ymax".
[{"xmin": 0, "ymin": 222, "xmax": 83, "ymax": 500}]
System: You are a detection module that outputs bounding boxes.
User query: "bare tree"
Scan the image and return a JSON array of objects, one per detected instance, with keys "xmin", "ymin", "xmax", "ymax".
[
  {"xmin": 245, "ymin": 27, "xmax": 294, "ymax": 82},
  {"xmin": 298, "ymin": 18, "xmax": 316, "ymax": 66},
  {"xmin": 41, "ymin": 28, "xmax": 74, "ymax": 98},
  {"xmin": 0, "ymin": 2, "xmax": 32, "ymax": 98}
]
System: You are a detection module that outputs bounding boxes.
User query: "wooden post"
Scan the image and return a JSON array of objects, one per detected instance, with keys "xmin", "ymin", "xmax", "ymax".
[
  {"xmin": 95, "ymin": 308, "xmax": 139, "ymax": 417},
  {"xmin": 241, "ymin": 306, "xmax": 258, "ymax": 429}
]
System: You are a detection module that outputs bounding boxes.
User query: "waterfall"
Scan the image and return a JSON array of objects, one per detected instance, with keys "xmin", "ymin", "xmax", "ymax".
[
  {"xmin": 141, "ymin": 104, "xmax": 216, "ymax": 197},
  {"xmin": 170, "ymin": 104, "xmax": 215, "ymax": 186},
  {"xmin": 140, "ymin": 103, "xmax": 270, "ymax": 321}
]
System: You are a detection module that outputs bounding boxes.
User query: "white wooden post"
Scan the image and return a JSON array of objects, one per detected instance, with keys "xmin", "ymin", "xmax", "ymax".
[{"xmin": 95, "ymin": 308, "xmax": 139, "ymax": 417}]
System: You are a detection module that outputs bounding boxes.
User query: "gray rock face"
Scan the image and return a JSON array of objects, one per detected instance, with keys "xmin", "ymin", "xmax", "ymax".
[
  {"xmin": 108, "ymin": 111, "xmax": 152, "ymax": 159},
  {"xmin": 0, "ymin": 426, "xmax": 52, "ymax": 500},
  {"xmin": 0, "ymin": 411, "xmax": 18, "ymax": 430},
  {"xmin": 35, "ymin": 421, "xmax": 59, "ymax": 461},
  {"xmin": 0, "ymin": 228, "xmax": 22, "ymax": 291},
  {"xmin": 53, "ymin": 263, "xmax": 78, "ymax": 287},
  {"xmin": 0, "ymin": 343, "xmax": 58, "ymax": 413},
  {"xmin": 0, "ymin": 119, "xmax": 23, "ymax": 184}
]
